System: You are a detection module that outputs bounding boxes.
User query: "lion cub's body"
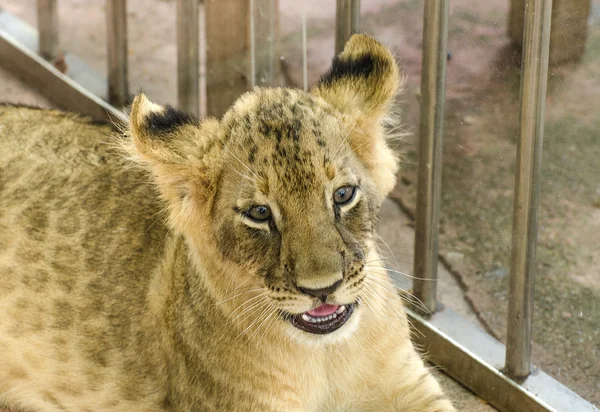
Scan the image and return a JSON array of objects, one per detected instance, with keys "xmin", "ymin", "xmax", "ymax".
[
  {"xmin": 0, "ymin": 107, "xmax": 168, "ymax": 410},
  {"xmin": 0, "ymin": 36, "xmax": 454, "ymax": 411}
]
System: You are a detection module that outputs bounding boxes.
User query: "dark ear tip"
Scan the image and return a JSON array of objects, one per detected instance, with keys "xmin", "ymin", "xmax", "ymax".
[
  {"xmin": 317, "ymin": 34, "xmax": 396, "ymax": 87},
  {"xmin": 129, "ymin": 93, "xmax": 198, "ymax": 137},
  {"xmin": 145, "ymin": 105, "xmax": 198, "ymax": 134}
]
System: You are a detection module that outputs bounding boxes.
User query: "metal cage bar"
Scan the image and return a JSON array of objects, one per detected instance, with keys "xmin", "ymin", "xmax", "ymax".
[
  {"xmin": 176, "ymin": 0, "xmax": 200, "ymax": 117},
  {"xmin": 334, "ymin": 0, "xmax": 360, "ymax": 55},
  {"xmin": 250, "ymin": 0, "xmax": 256, "ymax": 88},
  {"xmin": 267, "ymin": 0, "xmax": 277, "ymax": 86},
  {"xmin": 106, "ymin": 0, "xmax": 129, "ymax": 107},
  {"xmin": 412, "ymin": 0, "xmax": 449, "ymax": 315},
  {"xmin": 505, "ymin": 0, "xmax": 553, "ymax": 379},
  {"xmin": 36, "ymin": 0, "xmax": 58, "ymax": 60}
]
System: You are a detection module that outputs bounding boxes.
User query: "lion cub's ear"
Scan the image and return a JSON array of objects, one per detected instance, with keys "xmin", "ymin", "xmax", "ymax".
[
  {"xmin": 128, "ymin": 93, "xmax": 210, "ymax": 165},
  {"xmin": 313, "ymin": 34, "xmax": 400, "ymax": 118},
  {"xmin": 126, "ymin": 94, "xmax": 220, "ymax": 227},
  {"xmin": 313, "ymin": 35, "xmax": 402, "ymax": 198}
]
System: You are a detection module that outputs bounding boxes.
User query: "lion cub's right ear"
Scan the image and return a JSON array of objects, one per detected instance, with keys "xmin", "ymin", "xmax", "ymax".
[
  {"xmin": 128, "ymin": 93, "xmax": 217, "ymax": 165},
  {"xmin": 126, "ymin": 94, "xmax": 220, "ymax": 226},
  {"xmin": 312, "ymin": 34, "xmax": 400, "ymax": 119}
]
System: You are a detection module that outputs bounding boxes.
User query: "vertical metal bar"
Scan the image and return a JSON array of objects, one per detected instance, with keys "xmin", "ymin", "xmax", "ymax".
[
  {"xmin": 250, "ymin": 0, "xmax": 279, "ymax": 87},
  {"xmin": 335, "ymin": 0, "xmax": 360, "ymax": 55},
  {"xmin": 350, "ymin": 0, "xmax": 360, "ymax": 36},
  {"xmin": 177, "ymin": 0, "xmax": 200, "ymax": 116},
  {"xmin": 36, "ymin": 0, "xmax": 58, "ymax": 61},
  {"xmin": 199, "ymin": 2, "xmax": 207, "ymax": 117},
  {"xmin": 249, "ymin": 0, "xmax": 256, "ymax": 88},
  {"xmin": 412, "ymin": 0, "xmax": 449, "ymax": 315},
  {"xmin": 302, "ymin": 12, "xmax": 307, "ymax": 91},
  {"xmin": 268, "ymin": 0, "xmax": 276, "ymax": 85},
  {"xmin": 106, "ymin": 0, "xmax": 129, "ymax": 106},
  {"xmin": 505, "ymin": 0, "xmax": 552, "ymax": 379}
]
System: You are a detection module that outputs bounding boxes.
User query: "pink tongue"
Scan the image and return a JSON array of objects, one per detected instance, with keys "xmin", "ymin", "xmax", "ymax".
[{"xmin": 307, "ymin": 304, "xmax": 340, "ymax": 317}]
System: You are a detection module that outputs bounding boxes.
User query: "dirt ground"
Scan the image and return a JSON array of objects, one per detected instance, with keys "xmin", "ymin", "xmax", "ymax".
[{"xmin": 1, "ymin": 0, "xmax": 598, "ymax": 407}]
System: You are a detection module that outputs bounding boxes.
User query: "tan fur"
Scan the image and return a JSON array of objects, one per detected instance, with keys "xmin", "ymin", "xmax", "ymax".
[{"xmin": 0, "ymin": 35, "xmax": 455, "ymax": 411}]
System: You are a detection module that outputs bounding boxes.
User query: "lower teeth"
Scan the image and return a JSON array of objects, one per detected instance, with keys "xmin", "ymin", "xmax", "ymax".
[{"xmin": 301, "ymin": 310, "xmax": 342, "ymax": 324}]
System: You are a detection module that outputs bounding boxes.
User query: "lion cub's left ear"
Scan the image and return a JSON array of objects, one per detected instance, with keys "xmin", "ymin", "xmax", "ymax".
[
  {"xmin": 312, "ymin": 34, "xmax": 400, "ymax": 118},
  {"xmin": 313, "ymin": 35, "xmax": 402, "ymax": 197}
]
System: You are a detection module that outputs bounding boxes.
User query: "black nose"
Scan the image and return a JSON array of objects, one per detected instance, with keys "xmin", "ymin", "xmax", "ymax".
[{"xmin": 298, "ymin": 279, "xmax": 343, "ymax": 300}]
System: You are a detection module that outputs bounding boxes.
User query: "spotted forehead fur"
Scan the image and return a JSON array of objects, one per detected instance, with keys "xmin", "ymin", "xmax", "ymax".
[{"xmin": 220, "ymin": 88, "xmax": 349, "ymax": 195}]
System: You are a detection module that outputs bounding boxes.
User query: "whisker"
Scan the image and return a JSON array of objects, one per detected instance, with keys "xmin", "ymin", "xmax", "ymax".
[
  {"xmin": 232, "ymin": 168, "xmax": 258, "ymax": 184},
  {"xmin": 233, "ymin": 300, "xmax": 270, "ymax": 332},
  {"xmin": 146, "ymin": 208, "xmax": 168, "ymax": 232},
  {"xmin": 216, "ymin": 287, "xmax": 265, "ymax": 305},
  {"xmin": 247, "ymin": 309, "xmax": 276, "ymax": 342},
  {"xmin": 235, "ymin": 303, "xmax": 273, "ymax": 342},
  {"xmin": 330, "ymin": 121, "xmax": 358, "ymax": 163},
  {"xmin": 364, "ymin": 280, "xmax": 426, "ymax": 339},
  {"xmin": 214, "ymin": 298, "xmax": 269, "ymax": 346},
  {"xmin": 224, "ymin": 146, "xmax": 261, "ymax": 181},
  {"xmin": 362, "ymin": 255, "xmax": 423, "ymax": 271},
  {"xmin": 364, "ymin": 272, "xmax": 430, "ymax": 315},
  {"xmin": 364, "ymin": 266, "xmax": 437, "ymax": 282},
  {"xmin": 229, "ymin": 294, "xmax": 270, "ymax": 321},
  {"xmin": 361, "ymin": 284, "xmax": 407, "ymax": 337},
  {"xmin": 258, "ymin": 310, "xmax": 280, "ymax": 342},
  {"xmin": 373, "ymin": 233, "xmax": 401, "ymax": 270},
  {"xmin": 222, "ymin": 270, "xmax": 240, "ymax": 301},
  {"xmin": 363, "ymin": 255, "xmax": 437, "ymax": 279}
]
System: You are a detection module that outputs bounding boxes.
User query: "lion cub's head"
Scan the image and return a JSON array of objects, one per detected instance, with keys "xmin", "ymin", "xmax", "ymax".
[{"xmin": 126, "ymin": 35, "xmax": 402, "ymax": 344}]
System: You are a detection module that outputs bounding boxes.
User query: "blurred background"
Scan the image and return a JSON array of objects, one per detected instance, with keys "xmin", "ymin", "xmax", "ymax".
[{"xmin": 0, "ymin": 0, "xmax": 598, "ymax": 406}]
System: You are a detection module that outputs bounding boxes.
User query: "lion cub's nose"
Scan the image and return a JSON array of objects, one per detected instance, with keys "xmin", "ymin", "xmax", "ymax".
[{"xmin": 298, "ymin": 279, "xmax": 343, "ymax": 300}]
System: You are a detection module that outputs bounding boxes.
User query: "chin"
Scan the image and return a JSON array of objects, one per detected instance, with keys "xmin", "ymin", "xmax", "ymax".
[{"xmin": 284, "ymin": 304, "xmax": 363, "ymax": 347}]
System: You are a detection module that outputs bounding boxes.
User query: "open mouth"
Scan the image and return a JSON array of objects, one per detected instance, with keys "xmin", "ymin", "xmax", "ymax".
[{"xmin": 288, "ymin": 303, "xmax": 355, "ymax": 334}]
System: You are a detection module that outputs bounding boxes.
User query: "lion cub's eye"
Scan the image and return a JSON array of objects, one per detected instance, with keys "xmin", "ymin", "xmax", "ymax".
[
  {"xmin": 333, "ymin": 186, "xmax": 357, "ymax": 205},
  {"xmin": 246, "ymin": 205, "xmax": 272, "ymax": 223}
]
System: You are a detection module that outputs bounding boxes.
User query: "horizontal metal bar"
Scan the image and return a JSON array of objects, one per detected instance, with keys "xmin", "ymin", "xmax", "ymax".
[
  {"xmin": 0, "ymin": 10, "xmax": 126, "ymax": 124},
  {"xmin": 412, "ymin": 0, "xmax": 449, "ymax": 315},
  {"xmin": 402, "ymin": 301, "xmax": 597, "ymax": 412},
  {"xmin": 36, "ymin": 0, "xmax": 58, "ymax": 60},
  {"xmin": 106, "ymin": 0, "xmax": 129, "ymax": 107},
  {"xmin": 506, "ymin": 0, "xmax": 553, "ymax": 379},
  {"xmin": 0, "ymin": 10, "xmax": 107, "ymax": 100}
]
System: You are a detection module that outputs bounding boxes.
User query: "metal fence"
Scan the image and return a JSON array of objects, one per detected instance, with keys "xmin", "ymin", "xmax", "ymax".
[{"xmin": 0, "ymin": 0, "xmax": 596, "ymax": 411}]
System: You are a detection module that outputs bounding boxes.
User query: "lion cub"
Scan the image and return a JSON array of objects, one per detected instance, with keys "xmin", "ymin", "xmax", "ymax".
[{"xmin": 0, "ymin": 35, "xmax": 454, "ymax": 411}]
